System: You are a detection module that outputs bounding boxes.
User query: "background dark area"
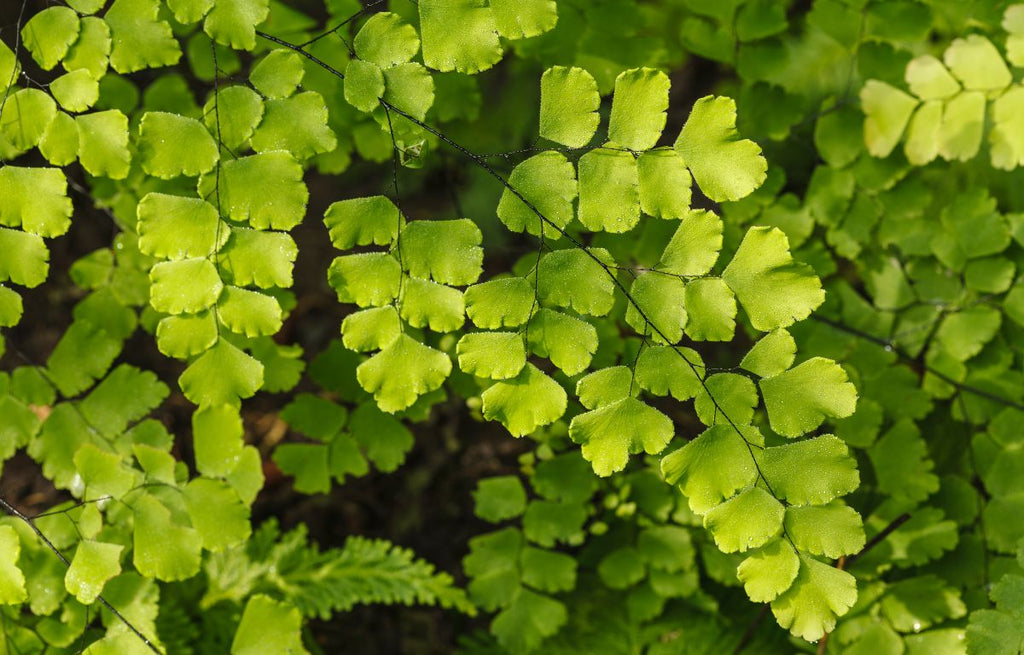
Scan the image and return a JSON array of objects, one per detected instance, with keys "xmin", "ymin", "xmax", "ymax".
[{"xmin": 0, "ymin": 1, "xmax": 723, "ymax": 652}]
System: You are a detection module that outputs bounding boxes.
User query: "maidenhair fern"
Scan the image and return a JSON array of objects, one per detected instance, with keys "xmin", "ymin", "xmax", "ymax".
[{"xmin": 2, "ymin": 0, "xmax": 1024, "ymax": 653}]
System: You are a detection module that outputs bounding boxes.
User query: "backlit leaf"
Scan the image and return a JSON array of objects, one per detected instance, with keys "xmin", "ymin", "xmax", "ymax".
[
  {"xmin": 577, "ymin": 149, "xmax": 640, "ymax": 233},
  {"xmin": 149, "ymin": 258, "xmax": 223, "ymax": 315},
  {"xmin": 179, "ymin": 339, "xmax": 264, "ymax": 407},
  {"xmin": 608, "ymin": 68, "xmax": 669, "ymax": 151},
  {"xmin": 137, "ymin": 193, "xmax": 227, "ymax": 260},
  {"xmin": 324, "ymin": 196, "xmax": 400, "ymax": 249},
  {"xmin": 0, "ymin": 167, "xmax": 72, "ymax": 238},
  {"xmin": 771, "ymin": 555, "xmax": 858, "ymax": 642},
  {"xmin": 198, "ymin": 152, "xmax": 308, "ymax": 230},
  {"xmin": 661, "ymin": 424, "xmax": 760, "ymax": 514},
  {"xmin": 419, "ymin": 0, "xmax": 503, "ymax": 74},
  {"xmin": 204, "ymin": 0, "xmax": 269, "ymax": 51},
  {"xmin": 535, "ymin": 248, "xmax": 615, "ymax": 316},
  {"xmin": 65, "ymin": 540, "xmax": 122, "ymax": 604},
  {"xmin": 356, "ymin": 334, "xmax": 451, "ymax": 413},
  {"xmin": 722, "ymin": 226, "xmax": 825, "ymax": 332},
  {"xmin": 675, "ymin": 95, "xmax": 767, "ymax": 202},
  {"xmin": 761, "ymin": 435, "xmax": 859, "ymax": 506},
  {"xmin": 526, "ymin": 309, "xmax": 598, "ymax": 376},
  {"xmin": 704, "ymin": 486, "xmax": 784, "ymax": 553},
  {"xmin": 569, "ymin": 397, "xmax": 673, "ymax": 476},
  {"xmin": 457, "ymin": 332, "xmax": 527, "ymax": 380},
  {"xmin": 481, "ymin": 364, "xmax": 567, "ymax": 437},
  {"xmin": 785, "ymin": 504, "xmax": 865, "ymax": 559},
  {"xmin": 402, "ymin": 219, "xmax": 483, "ymax": 286},
  {"xmin": 539, "ymin": 66, "xmax": 600, "ymax": 148},
  {"xmin": 760, "ymin": 357, "xmax": 858, "ymax": 438},
  {"xmin": 354, "ymin": 12, "xmax": 419, "ymax": 68},
  {"xmin": 105, "ymin": 0, "xmax": 181, "ymax": 73},
  {"xmin": 737, "ymin": 538, "xmax": 799, "ymax": 602},
  {"xmin": 250, "ymin": 49, "xmax": 304, "ymax": 99},
  {"xmin": 133, "ymin": 493, "xmax": 202, "ymax": 581},
  {"xmin": 497, "ymin": 151, "xmax": 577, "ymax": 236},
  {"xmin": 138, "ymin": 112, "xmax": 219, "ymax": 179}
]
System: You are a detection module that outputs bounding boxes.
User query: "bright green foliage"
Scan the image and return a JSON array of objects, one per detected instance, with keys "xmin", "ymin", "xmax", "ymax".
[
  {"xmin": 357, "ymin": 334, "xmax": 451, "ymax": 413},
  {"xmin": 250, "ymin": 50, "xmax": 304, "ymax": 99},
  {"xmin": 704, "ymin": 487, "xmax": 784, "ymax": 553},
  {"xmin": 771, "ymin": 555, "xmax": 858, "ymax": 642},
  {"xmin": 50, "ymin": 70, "xmax": 99, "ymax": 112},
  {"xmin": 324, "ymin": 196, "xmax": 400, "ymax": 249},
  {"xmin": 22, "ymin": 7, "xmax": 81, "ymax": 71},
  {"xmin": 204, "ymin": 0, "xmax": 269, "ymax": 51},
  {"xmin": 608, "ymin": 68, "xmax": 669, "ymax": 151},
  {"xmin": 401, "ymin": 219, "xmax": 483, "ymax": 285},
  {"xmin": 205, "ymin": 86, "xmax": 264, "ymax": 150},
  {"xmin": 149, "ymin": 259, "xmax": 223, "ymax": 314},
  {"xmin": 637, "ymin": 149, "xmax": 692, "ymax": 219},
  {"xmin": 179, "ymin": 340, "xmax": 264, "ymax": 407},
  {"xmin": 761, "ymin": 436, "xmax": 859, "ymax": 506},
  {"xmin": 419, "ymin": 0, "xmax": 503, "ymax": 74},
  {"xmin": 0, "ymin": 525, "xmax": 27, "ymax": 604},
  {"xmin": 231, "ymin": 595, "xmax": 309, "ymax": 655},
  {"xmin": 76, "ymin": 110, "xmax": 131, "ymax": 179},
  {"xmin": 65, "ymin": 540, "xmax": 123, "ymax": 604},
  {"xmin": 105, "ymin": 0, "xmax": 181, "ymax": 73},
  {"xmin": 569, "ymin": 397, "xmax": 673, "ymax": 476},
  {"xmin": 354, "ymin": 12, "xmax": 419, "ymax": 68},
  {"xmin": 138, "ymin": 112, "xmax": 219, "ymax": 178},
  {"xmin": 662, "ymin": 425, "xmax": 759, "ymax": 514},
  {"xmin": 5, "ymin": 1, "xmax": 1016, "ymax": 652},
  {"xmin": 465, "ymin": 277, "xmax": 535, "ymax": 329},
  {"xmin": 482, "ymin": 364, "xmax": 567, "ymax": 437},
  {"xmin": 675, "ymin": 95, "xmax": 766, "ymax": 202},
  {"xmin": 577, "ymin": 149, "xmax": 640, "ymax": 232},
  {"xmin": 656, "ymin": 209, "xmax": 722, "ymax": 276},
  {"xmin": 133, "ymin": 493, "xmax": 202, "ymax": 581},
  {"xmin": 539, "ymin": 66, "xmax": 600, "ymax": 148},
  {"xmin": 0, "ymin": 167, "xmax": 72, "ymax": 238},
  {"xmin": 497, "ymin": 152, "xmax": 577, "ymax": 236},
  {"xmin": 759, "ymin": 357, "xmax": 857, "ymax": 437},
  {"xmin": 535, "ymin": 248, "xmax": 614, "ymax": 316},
  {"xmin": 198, "ymin": 152, "xmax": 308, "ymax": 230},
  {"xmin": 722, "ymin": 226, "xmax": 825, "ymax": 331},
  {"xmin": 137, "ymin": 193, "xmax": 226, "ymax": 260},
  {"xmin": 624, "ymin": 274, "xmax": 687, "ymax": 343},
  {"xmin": 251, "ymin": 92, "xmax": 337, "ymax": 159},
  {"xmin": 457, "ymin": 332, "xmax": 527, "ymax": 380}
]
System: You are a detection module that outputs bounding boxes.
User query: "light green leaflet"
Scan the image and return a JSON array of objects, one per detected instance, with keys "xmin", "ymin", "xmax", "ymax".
[
  {"xmin": 675, "ymin": 95, "xmax": 767, "ymax": 202},
  {"xmin": 0, "ymin": 167, "xmax": 72, "ymax": 238},
  {"xmin": 722, "ymin": 226, "xmax": 824, "ymax": 332},
  {"xmin": 419, "ymin": 0, "xmax": 503, "ymax": 74},
  {"xmin": 105, "ymin": 0, "xmax": 181, "ymax": 73},
  {"xmin": 250, "ymin": 49, "xmax": 304, "ymax": 99},
  {"xmin": 178, "ymin": 340, "xmax": 264, "ymax": 407},
  {"xmin": 759, "ymin": 357, "xmax": 857, "ymax": 437},
  {"xmin": 481, "ymin": 364, "xmax": 567, "ymax": 437},
  {"xmin": 577, "ymin": 149, "xmax": 640, "ymax": 233},
  {"xmin": 138, "ymin": 111, "xmax": 219, "ymax": 178},
  {"xmin": 770, "ymin": 555, "xmax": 858, "ymax": 642},
  {"xmin": 401, "ymin": 219, "xmax": 483, "ymax": 286},
  {"xmin": 356, "ymin": 334, "xmax": 452, "ymax": 413},
  {"xmin": 137, "ymin": 193, "xmax": 227, "ymax": 260},
  {"xmin": 231, "ymin": 595, "xmax": 309, "ymax": 655},
  {"xmin": 569, "ymin": 396, "xmax": 674, "ymax": 477},
  {"xmin": 457, "ymin": 332, "xmax": 527, "ymax": 380},
  {"xmin": 497, "ymin": 151, "xmax": 577, "ymax": 236},
  {"xmin": 64, "ymin": 540, "xmax": 122, "ymax": 604},
  {"xmin": 625, "ymin": 274, "xmax": 687, "ymax": 344},
  {"xmin": 539, "ymin": 66, "xmax": 600, "ymax": 148},
  {"xmin": 608, "ymin": 68, "xmax": 669, "ymax": 151},
  {"xmin": 0, "ymin": 525, "xmax": 27, "ymax": 604},
  {"xmin": 21, "ymin": 7, "xmax": 80, "ymax": 71}
]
